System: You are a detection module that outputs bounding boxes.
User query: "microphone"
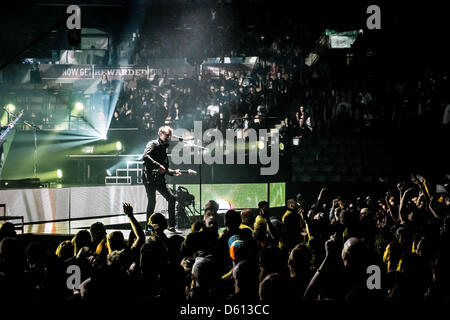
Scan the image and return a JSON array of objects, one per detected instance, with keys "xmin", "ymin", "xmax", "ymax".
[
  {"xmin": 172, "ymin": 134, "xmax": 193, "ymax": 141},
  {"xmin": 172, "ymin": 134, "xmax": 208, "ymax": 151}
]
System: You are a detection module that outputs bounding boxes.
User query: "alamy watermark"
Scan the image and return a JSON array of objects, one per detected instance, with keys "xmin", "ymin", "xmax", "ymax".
[
  {"xmin": 66, "ymin": 264, "xmax": 81, "ymax": 290},
  {"xmin": 66, "ymin": 5, "xmax": 81, "ymax": 30},
  {"xmin": 366, "ymin": 5, "xmax": 381, "ymax": 30},
  {"xmin": 171, "ymin": 121, "xmax": 280, "ymax": 176},
  {"xmin": 366, "ymin": 264, "xmax": 381, "ymax": 290}
]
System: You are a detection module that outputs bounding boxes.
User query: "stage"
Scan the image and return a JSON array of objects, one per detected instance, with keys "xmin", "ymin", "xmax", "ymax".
[
  {"xmin": 0, "ymin": 180, "xmax": 286, "ymax": 236},
  {"xmin": 0, "ymin": 184, "xmax": 166, "ymax": 236}
]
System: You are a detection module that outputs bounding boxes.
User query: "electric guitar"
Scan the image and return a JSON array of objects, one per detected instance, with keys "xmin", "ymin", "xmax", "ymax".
[
  {"xmin": 151, "ymin": 168, "xmax": 197, "ymax": 176},
  {"xmin": 0, "ymin": 110, "xmax": 24, "ymax": 146},
  {"xmin": 146, "ymin": 168, "xmax": 197, "ymax": 184}
]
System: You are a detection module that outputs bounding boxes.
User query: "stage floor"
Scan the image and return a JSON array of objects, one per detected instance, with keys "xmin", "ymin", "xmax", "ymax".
[
  {"xmin": 1, "ymin": 180, "xmax": 285, "ymax": 237},
  {"xmin": 0, "ymin": 184, "xmax": 169, "ymax": 235}
]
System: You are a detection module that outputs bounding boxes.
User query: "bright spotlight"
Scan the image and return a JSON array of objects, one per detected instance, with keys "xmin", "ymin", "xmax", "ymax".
[
  {"xmin": 81, "ymin": 146, "xmax": 94, "ymax": 154},
  {"xmin": 280, "ymin": 142, "xmax": 285, "ymax": 151},
  {"xmin": 6, "ymin": 104, "xmax": 16, "ymax": 112},
  {"xmin": 257, "ymin": 141, "xmax": 265, "ymax": 150},
  {"xmin": 106, "ymin": 169, "xmax": 112, "ymax": 176},
  {"xmin": 116, "ymin": 141, "xmax": 122, "ymax": 151},
  {"xmin": 57, "ymin": 169, "xmax": 63, "ymax": 179},
  {"xmin": 216, "ymin": 199, "xmax": 232, "ymax": 214},
  {"xmin": 75, "ymin": 102, "xmax": 84, "ymax": 111}
]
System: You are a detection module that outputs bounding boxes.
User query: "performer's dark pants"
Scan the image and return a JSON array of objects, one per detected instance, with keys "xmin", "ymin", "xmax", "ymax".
[{"xmin": 144, "ymin": 179, "xmax": 177, "ymax": 229}]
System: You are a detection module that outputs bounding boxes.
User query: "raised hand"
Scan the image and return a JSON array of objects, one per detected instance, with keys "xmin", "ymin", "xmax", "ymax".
[
  {"xmin": 318, "ymin": 187, "xmax": 328, "ymax": 201},
  {"xmin": 123, "ymin": 202, "xmax": 133, "ymax": 216},
  {"xmin": 332, "ymin": 198, "xmax": 339, "ymax": 207},
  {"xmin": 404, "ymin": 187, "xmax": 415, "ymax": 195},
  {"xmin": 324, "ymin": 234, "xmax": 339, "ymax": 259}
]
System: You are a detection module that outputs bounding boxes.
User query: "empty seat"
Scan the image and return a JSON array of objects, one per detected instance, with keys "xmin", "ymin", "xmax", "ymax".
[
  {"xmin": 318, "ymin": 155, "xmax": 331, "ymax": 164},
  {"xmin": 360, "ymin": 175, "xmax": 374, "ymax": 183},
  {"xmin": 342, "ymin": 174, "xmax": 358, "ymax": 182},
  {"xmin": 298, "ymin": 174, "xmax": 312, "ymax": 182},
  {"xmin": 350, "ymin": 165, "xmax": 363, "ymax": 173},
  {"xmin": 317, "ymin": 137, "xmax": 330, "ymax": 146},
  {"xmin": 302, "ymin": 154, "xmax": 316, "ymax": 164},
  {"xmin": 314, "ymin": 174, "xmax": 326, "ymax": 182},
  {"xmin": 339, "ymin": 144, "xmax": 352, "ymax": 154},
  {"xmin": 309, "ymin": 146, "xmax": 322, "ymax": 155},
  {"xmin": 348, "ymin": 155, "xmax": 362, "ymax": 165},
  {"xmin": 327, "ymin": 174, "xmax": 341, "ymax": 182},
  {"xmin": 323, "ymin": 145, "xmax": 338, "ymax": 155},
  {"xmin": 334, "ymin": 155, "xmax": 346, "ymax": 165},
  {"xmin": 336, "ymin": 165, "xmax": 349, "ymax": 174},
  {"xmin": 322, "ymin": 164, "xmax": 334, "ymax": 173},
  {"xmin": 304, "ymin": 163, "xmax": 320, "ymax": 172},
  {"xmin": 292, "ymin": 164, "xmax": 305, "ymax": 173}
]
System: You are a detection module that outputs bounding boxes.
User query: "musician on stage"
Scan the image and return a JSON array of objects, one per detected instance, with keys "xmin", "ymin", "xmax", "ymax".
[{"xmin": 141, "ymin": 125, "xmax": 181, "ymax": 233}]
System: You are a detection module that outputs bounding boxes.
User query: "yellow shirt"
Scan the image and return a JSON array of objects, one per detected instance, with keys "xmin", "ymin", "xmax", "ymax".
[{"xmin": 239, "ymin": 223, "xmax": 253, "ymax": 231}]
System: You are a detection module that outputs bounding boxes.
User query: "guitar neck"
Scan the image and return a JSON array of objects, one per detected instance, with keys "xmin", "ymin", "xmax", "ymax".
[
  {"xmin": 0, "ymin": 111, "xmax": 23, "ymax": 142},
  {"xmin": 151, "ymin": 169, "xmax": 196, "ymax": 175}
]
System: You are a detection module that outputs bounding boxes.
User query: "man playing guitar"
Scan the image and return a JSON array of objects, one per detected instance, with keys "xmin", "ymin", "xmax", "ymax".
[{"xmin": 141, "ymin": 125, "xmax": 195, "ymax": 233}]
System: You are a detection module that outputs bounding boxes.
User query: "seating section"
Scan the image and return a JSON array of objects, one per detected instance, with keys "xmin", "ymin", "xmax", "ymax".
[{"xmin": 291, "ymin": 135, "xmax": 394, "ymax": 183}]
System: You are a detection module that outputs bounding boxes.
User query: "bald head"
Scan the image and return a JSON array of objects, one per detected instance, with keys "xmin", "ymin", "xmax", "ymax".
[{"xmin": 341, "ymin": 237, "xmax": 364, "ymax": 267}]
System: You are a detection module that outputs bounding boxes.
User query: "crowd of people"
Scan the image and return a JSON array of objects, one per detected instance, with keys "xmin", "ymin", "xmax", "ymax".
[
  {"xmin": 105, "ymin": 3, "xmax": 450, "ymax": 143},
  {"xmin": 108, "ymin": 2, "xmax": 450, "ymax": 145},
  {"xmin": 108, "ymin": 65, "xmax": 297, "ymax": 133},
  {"xmin": 3, "ymin": 5, "xmax": 450, "ymax": 304},
  {"xmin": 1, "ymin": 175, "xmax": 449, "ymax": 302},
  {"xmin": 105, "ymin": 62, "xmax": 449, "ymax": 147}
]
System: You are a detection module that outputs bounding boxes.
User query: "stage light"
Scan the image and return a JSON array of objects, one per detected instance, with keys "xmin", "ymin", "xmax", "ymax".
[
  {"xmin": 38, "ymin": 169, "xmax": 63, "ymax": 182},
  {"xmin": 216, "ymin": 199, "xmax": 232, "ymax": 213},
  {"xmin": 75, "ymin": 102, "xmax": 84, "ymax": 111},
  {"xmin": 95, "ymin": 140, "xmax": 123, "ymax": 154},
  {"xmin": 257, "ymin": 141, "xmax": 265, "ymax": 150},
  {"xmin": 81, "ymin": 146, "xmax": 94, "ymax": 154},
  {"xmin": 0, "ymin": 112, "xmax": 8, "ymax": 126},
  {"xmin": 280, "ymin": 142, "xmax": 285, "ymax": 151},
  {"xmin": 106, "ymin": 169, "xmax": 112, "ymax": 176},
  {"xmin": 6, "ymin": 104, "xmax": 16, "ymax": 112}
]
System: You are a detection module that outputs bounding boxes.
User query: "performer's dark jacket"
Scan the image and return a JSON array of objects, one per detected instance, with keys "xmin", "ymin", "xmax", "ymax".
[{"xmin": 141, "ymin": 138, "xmax": 170, "ymax": 182}]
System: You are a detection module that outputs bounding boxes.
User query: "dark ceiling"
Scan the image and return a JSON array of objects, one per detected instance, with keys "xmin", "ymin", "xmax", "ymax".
[{"xmin": 0, "ymin": 1, "xmax": 448, "ymax": 69}]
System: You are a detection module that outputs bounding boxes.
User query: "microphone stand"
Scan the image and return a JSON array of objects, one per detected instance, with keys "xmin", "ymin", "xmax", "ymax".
[
  {"xmin": 23, "ymin": 120, "xmax": 41, "ymax": 178},
  {"xmin": 172, "ymin": 136, "xmax": 208, "ymax": 215}
]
